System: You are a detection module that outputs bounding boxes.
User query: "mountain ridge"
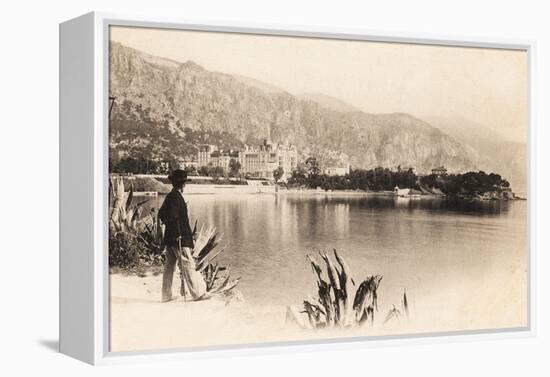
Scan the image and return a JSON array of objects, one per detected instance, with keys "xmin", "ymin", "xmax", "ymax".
[{"xmin": 108, "ymin": 41, "xmax": 507, "ymax": 177}]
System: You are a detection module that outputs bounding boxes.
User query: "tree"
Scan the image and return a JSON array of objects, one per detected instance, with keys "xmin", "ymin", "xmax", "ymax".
[
  {"xmin": 184, "ymin": 165, "xmax": 197, "ymax": 175},
  {"xmin": 287, "ymin": 165, "xmax": 308, "ymax": 187},
  {"xmin": 208, "ymin": 166, "xmax": 225, "ymax": 181},
  {"xmin": 305, "ymin": 157, "xmax": 321, "ymax": 179},
  {"xmin": 273, "ymin": 166, "xmax": 284, "ymax": 183},
  {"xmin": 229, "ymin": 159, "xmax": 242, "ymax": 177},
  {"xmin": 198, "ymin": 165, "xmax": 210, "ymax": 177},
  {"xmin": 168, "ymin": 159, "xmax": 180, "ymax": 173},
  {"xmin": 112, "ymin": 157, "xmax": 160, "ymax": 174},
  {"xmin": 109, "ymin": 149, "xmax": 120, "ymax": 171}
]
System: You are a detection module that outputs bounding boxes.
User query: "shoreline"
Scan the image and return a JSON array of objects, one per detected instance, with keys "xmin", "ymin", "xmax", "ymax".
[
  {"xmin": 133, "ymin": 187, "xmax": 526, "ymax": 201},
  {"xmin": 117, "ymin": 174, "xmax": 525, "ymax": 201}
]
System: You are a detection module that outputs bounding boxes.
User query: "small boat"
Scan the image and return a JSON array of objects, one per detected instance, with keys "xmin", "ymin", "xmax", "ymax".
[{"xmin": 393, "ymin": 186, "xmax": 410, "ymax": 197}]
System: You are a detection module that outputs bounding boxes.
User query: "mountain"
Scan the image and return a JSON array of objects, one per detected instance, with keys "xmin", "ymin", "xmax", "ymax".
[
  {"xmin": 109, "ymin": 42, "xmax": 482, "ymax": 174},
  {"xmin": 425, "ymin": 116, "xmax": 527, "ymax": 193},
  {"xmin": 296, "ymin": 93, "xmax": 361, "ymax": 113}
]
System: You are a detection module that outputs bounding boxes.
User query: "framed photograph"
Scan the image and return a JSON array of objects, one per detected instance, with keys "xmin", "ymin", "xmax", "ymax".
[{"xmin": 60, "ymin": 12, "xmax": 534, "ymax": 364}]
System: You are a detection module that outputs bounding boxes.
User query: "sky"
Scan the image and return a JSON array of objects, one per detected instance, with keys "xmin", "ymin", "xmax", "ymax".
[{"xmin": 110, "ymin": 26, "xmax": 528, "ymax": 143}]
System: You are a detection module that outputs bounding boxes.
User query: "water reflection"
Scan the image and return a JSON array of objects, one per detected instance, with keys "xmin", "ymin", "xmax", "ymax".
[{"xmin": 135, "ymin": 193, "xmax": 526, "ymax": 307}]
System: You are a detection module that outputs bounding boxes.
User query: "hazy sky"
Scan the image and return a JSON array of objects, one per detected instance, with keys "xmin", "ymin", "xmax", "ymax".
[{"xmin": 111, "ymin": 26, "xmax": 528, "ymax": 143}]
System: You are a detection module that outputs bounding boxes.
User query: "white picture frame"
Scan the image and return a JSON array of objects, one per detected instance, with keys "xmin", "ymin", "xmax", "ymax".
[{"xmin": 59, "ymin": 11, "xmax": 536, "ymax": 365}]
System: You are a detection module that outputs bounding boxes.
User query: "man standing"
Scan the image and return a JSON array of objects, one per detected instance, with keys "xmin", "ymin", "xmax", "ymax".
[{"xmin": 158, "ymin": 169, "xmax": 195, "ymax": 302}]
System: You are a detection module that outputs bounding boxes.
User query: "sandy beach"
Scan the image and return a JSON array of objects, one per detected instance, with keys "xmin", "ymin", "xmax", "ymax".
[{"xmin": 110, "ymin": 264, "xmax": 527, "ymax": 353}]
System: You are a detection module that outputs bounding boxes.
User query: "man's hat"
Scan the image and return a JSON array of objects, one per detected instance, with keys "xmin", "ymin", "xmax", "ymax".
[{"xmin": 168, "ymin": 169, "xmax": 190, "ymax": 184}]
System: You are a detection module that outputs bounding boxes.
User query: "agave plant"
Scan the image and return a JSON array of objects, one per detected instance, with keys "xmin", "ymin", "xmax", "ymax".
[
  {"xmin": 109, "ymin": 176, "xmax": 149, "ymax": 234},
  {"xmin": 137, "ymin": 208, "xmax": 165, "ymax": 266},
  {"xmin": 109, "ymin": 177, "xmax": 152, "ymax": 268},
  {"xmin": 175, "ymin": 223, "xmax": 240, "ymax": 301},
  {"xmin": 288, "ymin": 249, "xmax": 383, "ymax": 329}
]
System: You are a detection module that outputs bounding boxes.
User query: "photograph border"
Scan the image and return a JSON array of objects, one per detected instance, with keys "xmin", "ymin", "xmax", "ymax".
[{"xmin": 89, "ymin": 11, "xmax": 535, "ymax": 364}]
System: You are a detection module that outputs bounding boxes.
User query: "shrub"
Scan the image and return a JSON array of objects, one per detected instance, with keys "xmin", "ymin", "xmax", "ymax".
[{"xmin": 109, "ymin": 232, "xmax": 143, "ymax": 269}]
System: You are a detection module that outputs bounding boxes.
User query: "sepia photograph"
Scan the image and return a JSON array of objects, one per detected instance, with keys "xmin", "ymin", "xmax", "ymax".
[{"xmin": 107, "ymin": 25, "xmax": 528, "ymax": 353}]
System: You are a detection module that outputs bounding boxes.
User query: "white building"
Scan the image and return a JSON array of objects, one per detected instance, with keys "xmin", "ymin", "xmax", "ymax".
[
  {"xmin": 324, "ymin": 164, "xmax": 350, "ymax": 176},
  {"xmin": 238, "ymin": 140, "xmax": 297, "ymax": 180},
  {"xmin": 176, "ymin": 158, "xmax": 198, "ymax": 171},
  {"xmin": 198, "ymin": 144, "xmax": 217, "ymax": 167},
  {"xmin": 198, "ymin": 140, "xmax": 298, "ymax": 181}
]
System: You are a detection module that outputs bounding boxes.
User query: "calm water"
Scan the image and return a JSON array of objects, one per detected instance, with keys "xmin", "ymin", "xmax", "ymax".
[{"xmin": 145, "ymin": 193, "xmax": 528, "ymax": 314}]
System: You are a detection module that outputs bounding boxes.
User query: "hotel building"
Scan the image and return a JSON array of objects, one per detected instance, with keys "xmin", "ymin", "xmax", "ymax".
[{"xmin": 198, "ymin": 140, "xmax": 298, "ymax": 181}]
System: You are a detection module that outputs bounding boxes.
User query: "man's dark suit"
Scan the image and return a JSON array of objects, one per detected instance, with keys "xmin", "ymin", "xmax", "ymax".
[{"xmin": 158, "ymin": 188, "xmax": 195, "ymax": 248}]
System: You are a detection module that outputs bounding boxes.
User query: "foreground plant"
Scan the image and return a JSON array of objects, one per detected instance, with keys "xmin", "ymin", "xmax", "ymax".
[
  {"xmin": 176, "ymin": 224, "xmax": 240, "ymax": 301},
  {"xmin": 109, "ymin": 177, "xmax": 151, "ymax": 268},
  {"xmin": 111, "ymin": 176, "xmax": 157, "ymax": 232},
  {"xmin": 110, "ymin": 176, "xmax": 240, "ymax": 299},
  {"xmin": 287, "ymin": 249, "xmax": 383, "ymax": 329}
]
